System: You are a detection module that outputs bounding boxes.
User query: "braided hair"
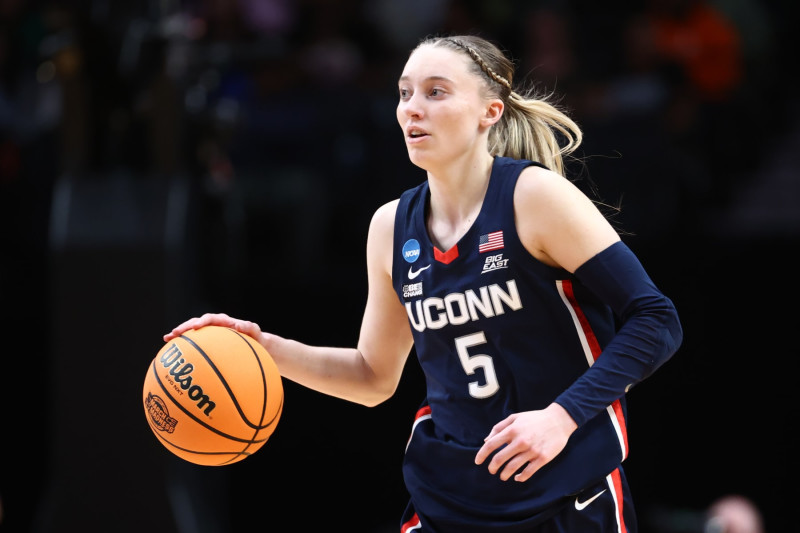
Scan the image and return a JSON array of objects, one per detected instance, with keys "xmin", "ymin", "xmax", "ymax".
[{"xmin": 415, "ymin": 35, "xmax": 582, "ymax": 178}]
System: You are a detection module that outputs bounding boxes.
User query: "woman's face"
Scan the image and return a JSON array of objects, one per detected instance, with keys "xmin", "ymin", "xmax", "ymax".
[{"xmin": 397, "ymin": 44, "xmax": 493, "ymax": 170}]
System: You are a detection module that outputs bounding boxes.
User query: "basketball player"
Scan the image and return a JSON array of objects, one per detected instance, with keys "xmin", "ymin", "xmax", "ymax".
[{"xmin": 165, "ymin": 35, "xmax": 683, "ymax": 532}]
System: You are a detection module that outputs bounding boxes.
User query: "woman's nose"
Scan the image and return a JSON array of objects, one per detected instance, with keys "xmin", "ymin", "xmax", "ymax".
[{"xmin": 400, "ymin": 93, "xmax": 423, "ymax": 118}]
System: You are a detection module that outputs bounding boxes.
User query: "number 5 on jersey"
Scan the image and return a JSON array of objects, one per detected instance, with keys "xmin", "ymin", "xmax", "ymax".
[{"xmin": 455, "ymin": 332, "xmax": 499, "ymax": 398}]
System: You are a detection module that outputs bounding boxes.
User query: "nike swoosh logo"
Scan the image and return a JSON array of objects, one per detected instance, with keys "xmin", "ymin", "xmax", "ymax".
[
  {"xmin": 408, "ymin": 264, "xmax": 430, "ymax": 280},
  {"xmin": 575, "ymin": 489, "xmax": 606, "ymax": 511}
]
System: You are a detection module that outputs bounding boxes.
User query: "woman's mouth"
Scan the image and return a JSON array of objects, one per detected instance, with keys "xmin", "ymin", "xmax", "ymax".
[{"xmin": 406, "ymin": 127, "xmax": 429, "ymax": 142}]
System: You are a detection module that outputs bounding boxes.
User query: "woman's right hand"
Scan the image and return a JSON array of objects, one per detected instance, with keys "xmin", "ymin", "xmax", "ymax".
[{"xmin": 163, "ymin": 312, "xmax": 264, "ymax": 343}]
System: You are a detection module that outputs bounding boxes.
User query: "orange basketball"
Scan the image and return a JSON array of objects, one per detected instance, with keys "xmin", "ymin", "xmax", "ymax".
[{"xmin": 142, "ymin": 325, "xmax": 283, "ymax": 466}]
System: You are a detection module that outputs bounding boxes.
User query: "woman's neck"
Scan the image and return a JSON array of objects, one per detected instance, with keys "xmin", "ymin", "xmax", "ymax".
[{"xmin": 425, "ymin": 153, "xmax": 495, "ymax": 250}]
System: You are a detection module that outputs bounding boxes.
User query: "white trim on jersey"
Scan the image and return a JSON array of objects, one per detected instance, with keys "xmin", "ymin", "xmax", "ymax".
[
  {"xmin": 556, "ymin": 279, "xmax": 628, "ymax": 460},
  {"xmin": 406, "ymin": 412, "xmax": 432, "ymax": 452}
]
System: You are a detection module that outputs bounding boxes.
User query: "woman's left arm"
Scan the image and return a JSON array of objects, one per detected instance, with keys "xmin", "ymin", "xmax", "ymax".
[
  {"xmin": 515, "ymin": 165, "xmax": 682, "ymax": 425},
  {"xmin": 476, "ymin": 166, "xmax": 683, "ymax": 481}
]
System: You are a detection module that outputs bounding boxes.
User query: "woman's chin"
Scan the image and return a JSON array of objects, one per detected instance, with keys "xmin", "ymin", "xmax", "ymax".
[{"xmin": 406, "ymin": 152, "xmax": 429, "ymax": 170}]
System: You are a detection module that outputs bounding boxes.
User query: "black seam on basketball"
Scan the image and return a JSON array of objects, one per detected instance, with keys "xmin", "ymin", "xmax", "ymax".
[
  {"xmin": 220, "ymin": 328, "xmax": 281, "ymax": 432},
  {"xmin": 149, "ymin": 425, "xmax": 251, "ymax": 465},
  {"xmin": 227, "ymin": 329, "xmax": 273, "ymax": 446},
  {"xmin": 180, "ymin": 329, "xmax": 270, "ymax": 430},
  {"xmin": 231, "ymin": 329, "xmax": 284, "ymax": 427},
  {"xmin": 228, "ymin": 329, "xmax": 270, "ymax": 427},
  {"xmin": 225, "ymin": 327, "xmax": 286, "ymax": 457}
]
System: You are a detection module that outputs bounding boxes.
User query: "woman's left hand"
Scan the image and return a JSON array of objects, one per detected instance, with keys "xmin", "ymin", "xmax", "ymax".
[{"xmin": 475, "ymin": 403, "xmax": 578, "ymax": 482}]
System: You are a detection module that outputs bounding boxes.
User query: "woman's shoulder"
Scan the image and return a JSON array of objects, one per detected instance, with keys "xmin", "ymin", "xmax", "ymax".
[
  {"xmin": 371, "ymin": 198, "xmax": 400, "ymax": 227},
  {"xmin": 515, "ymin": 163, "xmax": 570, "ymax": 201}
]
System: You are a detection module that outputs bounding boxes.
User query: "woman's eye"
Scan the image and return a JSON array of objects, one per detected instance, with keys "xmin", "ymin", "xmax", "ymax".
[
  {"xmin": 399, "ymin": 88, "xmax": 410, "ymax": 99},
  {"xmin": 430, "ymin": 88, "xmax": 441, "ymax": 97}
]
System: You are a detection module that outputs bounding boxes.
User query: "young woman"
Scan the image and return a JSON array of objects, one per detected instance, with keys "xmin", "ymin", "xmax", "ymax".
[{"xmin": 164, "ymin": 35, "xmax": 683, "ymax": 532}]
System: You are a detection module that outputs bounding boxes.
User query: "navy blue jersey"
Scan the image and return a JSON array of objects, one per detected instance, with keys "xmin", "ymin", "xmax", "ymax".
[{"xmin": 392, "ymin": 156, "xmax": 630, "ymax": 532}]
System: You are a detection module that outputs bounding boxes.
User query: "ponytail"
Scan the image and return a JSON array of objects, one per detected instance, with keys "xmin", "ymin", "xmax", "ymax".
[
  {"xmin": 492, "ymin": 91, "xmax": 582, "ymax": 177},
  {"xmin": 423, "ymin": 35, "xmax": 583, "ymax": 177}
]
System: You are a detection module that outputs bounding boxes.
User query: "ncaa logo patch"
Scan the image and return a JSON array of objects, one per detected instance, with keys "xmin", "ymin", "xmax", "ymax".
[{"xmin": 402, "ymin": 239, "xmax": 421, "ymax": 263}]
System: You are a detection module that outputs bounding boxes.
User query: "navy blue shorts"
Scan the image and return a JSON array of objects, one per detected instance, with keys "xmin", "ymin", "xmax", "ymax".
[{"xmin": 399, "ymin": 467, "xmax": 637, "ymax": 533}]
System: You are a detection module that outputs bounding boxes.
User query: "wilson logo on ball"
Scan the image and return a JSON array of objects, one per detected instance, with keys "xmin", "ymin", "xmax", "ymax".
[
  {"xmin": 144, "ymin": 392, "xmax": 178, "ymax": 433},
  {"xmin": 160, "ymin": 343, "xmax": 216, "ymax": 416}
]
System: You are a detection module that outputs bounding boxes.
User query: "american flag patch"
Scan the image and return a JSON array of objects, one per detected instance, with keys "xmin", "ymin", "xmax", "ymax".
[{"xmin": 479, "ymin": 230, "xmax": 504, "ymax": 253}]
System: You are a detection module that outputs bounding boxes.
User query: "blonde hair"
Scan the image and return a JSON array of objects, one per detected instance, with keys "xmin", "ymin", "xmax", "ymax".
[{"xmin": 416, "ymin": 35, "xmax": 582, "ymax": 177}]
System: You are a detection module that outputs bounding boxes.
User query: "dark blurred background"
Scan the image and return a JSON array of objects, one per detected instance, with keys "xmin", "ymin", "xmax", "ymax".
[{"xmin": 1, "ymin": 0, "xmax": 797, "ymax": 532}]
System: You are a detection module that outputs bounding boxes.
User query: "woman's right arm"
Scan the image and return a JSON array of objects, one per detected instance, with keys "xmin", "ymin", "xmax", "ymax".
[{"xmin": 163, "ymin": 199, "xmax": 414, "ymax": 407}]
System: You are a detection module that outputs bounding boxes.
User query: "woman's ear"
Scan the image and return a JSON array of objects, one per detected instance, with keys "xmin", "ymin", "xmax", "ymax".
[{"xmin": 481, "ymin": 99, "xmax": 504, "ymax": 128}]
